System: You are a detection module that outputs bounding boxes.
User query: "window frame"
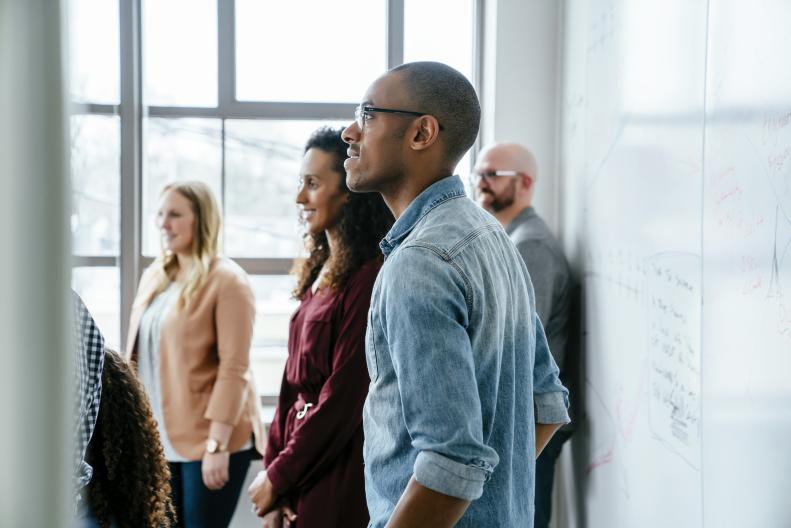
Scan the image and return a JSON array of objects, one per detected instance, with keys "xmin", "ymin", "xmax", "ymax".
[{"xmin": 71, "ymin": 0, "xmax": 483, "ymax": 401}]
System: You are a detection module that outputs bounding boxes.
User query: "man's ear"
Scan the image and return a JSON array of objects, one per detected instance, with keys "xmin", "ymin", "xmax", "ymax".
[
  {"xmin": 521, "ymin": 173, "xmax": 535, "ymax": 192},
  {"xmin": 409, "ymin": 115, "xmax": 441, "ymax": 151}
]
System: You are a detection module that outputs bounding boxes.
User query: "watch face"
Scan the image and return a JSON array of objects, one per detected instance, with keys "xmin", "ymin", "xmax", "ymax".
[{"xmin": 206, "ymin": 439, "xmax": 218, "ymax": 453}]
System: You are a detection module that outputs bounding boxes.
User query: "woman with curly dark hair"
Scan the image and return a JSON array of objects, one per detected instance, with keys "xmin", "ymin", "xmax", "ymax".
[
  {"xmin": 84, "ymin": 349, "xmax": 175, "ymax": 527},
  {"xmin": 248, "ymin": 126, "xmax": 394, "ymax": 527}
]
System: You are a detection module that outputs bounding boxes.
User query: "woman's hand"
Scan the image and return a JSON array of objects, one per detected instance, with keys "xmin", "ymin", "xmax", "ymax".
[
  {"xmin": 261, "ymin": 504, "xmax": 298, "ymax": 528},
  {"xmin": 201, "ymin": 451, "xmax": 230, "ymax": 490},
  {"xmin": 261, "ymin": 508, "xmax": 283, "ymax": 528},
  {"xmin": 248, "ymin": 470, "xmax": 277, "ymax": 517}
]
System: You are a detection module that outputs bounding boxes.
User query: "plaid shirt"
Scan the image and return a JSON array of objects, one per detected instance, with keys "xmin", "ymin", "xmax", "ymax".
[{"xmin": 71, "ymin": 291, "xmax": 105, "ymax": 501}]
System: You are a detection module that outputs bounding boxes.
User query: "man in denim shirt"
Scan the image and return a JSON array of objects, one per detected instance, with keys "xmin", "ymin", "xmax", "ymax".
[{"xmin": 342, "ymin": 61, "xmax": 570, "ymax": 528}]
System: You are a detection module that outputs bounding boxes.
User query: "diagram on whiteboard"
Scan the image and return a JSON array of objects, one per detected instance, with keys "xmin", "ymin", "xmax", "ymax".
[
  {"xmin": 763, "ymin": 112, "xmax": 791, "ymax": 337},
  {"xmin": 645, "ymin": 252, "xmax": 701, "ymax": 469},
  {"xmin": 751, "ymin": 111, "xmax": 791, "ymax": 338}
]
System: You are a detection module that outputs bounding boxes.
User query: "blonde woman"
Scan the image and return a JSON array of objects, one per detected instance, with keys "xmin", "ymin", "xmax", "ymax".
[{"xmin": 124, "ymin": 181, "xmax": 264, "ymax": 528}]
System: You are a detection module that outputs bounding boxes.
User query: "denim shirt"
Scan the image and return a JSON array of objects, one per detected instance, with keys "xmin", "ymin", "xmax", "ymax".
[{"xmin": 363, "ymin": 175, "xmax": 570, "ymax": 528}]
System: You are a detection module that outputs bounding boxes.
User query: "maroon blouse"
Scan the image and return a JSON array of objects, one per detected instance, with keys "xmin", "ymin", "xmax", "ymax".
[{"xmin": 264, "ymin": 259, "xmax": 381, "ymax": 527}]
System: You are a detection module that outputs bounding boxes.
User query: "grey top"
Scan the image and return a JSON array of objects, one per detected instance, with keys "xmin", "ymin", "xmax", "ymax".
[
  {"xmin": 137, "ymin": 283, "xmax": 188, "ymax": 462},
  {"xmin": 506, "ymin": 207, "xmax": 576, "ymax": 427}
]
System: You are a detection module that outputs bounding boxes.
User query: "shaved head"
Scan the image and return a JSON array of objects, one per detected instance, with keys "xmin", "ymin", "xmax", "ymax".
[
  {"xmin": 478, "ymin": 142, "xmax": 538, "ymax": 181},
  {"xmin": 474, "ymin": 142, "xmax": 540, "ymax": 224},
  {"xmin": 390, "ymin": 61, "xmax": 481, "ymax": 167}
]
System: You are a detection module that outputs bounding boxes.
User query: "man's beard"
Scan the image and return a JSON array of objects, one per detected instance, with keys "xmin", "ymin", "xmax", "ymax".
[{"xmin": 481, "ymin": 179, "xmax": 517, "ymax": 212}]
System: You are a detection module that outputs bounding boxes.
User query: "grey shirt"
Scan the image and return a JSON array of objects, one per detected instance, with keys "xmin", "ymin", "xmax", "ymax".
[
  {"xmin": 506, "ymin": 207, "xmax": 575, "ymax": 427},
  {"xmin": 137, "ymin": 283, "xmax": 187, "ymax": 462}
]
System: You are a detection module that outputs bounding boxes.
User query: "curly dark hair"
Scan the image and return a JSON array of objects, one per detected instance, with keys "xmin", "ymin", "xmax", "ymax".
[
  {"xmin": 292, "ymin": 126, "xmax": 394, "ymax": 299},
  {"xmin": 86, "ymin": 350, "xmax": 176, "ymax": 527}
]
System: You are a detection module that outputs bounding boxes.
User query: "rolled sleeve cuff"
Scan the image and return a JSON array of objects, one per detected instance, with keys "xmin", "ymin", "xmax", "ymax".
[
  {"xmin": 413, "ymin": 451, "xmax": 491, "ymax": 501},
  {"xmin": 535, "ymin": 391, "xmax": 571, "ymax": 424}
]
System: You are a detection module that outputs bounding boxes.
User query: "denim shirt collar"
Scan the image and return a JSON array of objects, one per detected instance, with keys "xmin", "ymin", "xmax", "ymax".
[{"xmin": 379, "ymin": 175, "xmax": 466, "ymax": 257}]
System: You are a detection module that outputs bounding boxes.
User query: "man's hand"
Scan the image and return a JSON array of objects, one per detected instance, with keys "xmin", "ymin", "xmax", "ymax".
[
  {"xmin": 248, "ymin": 470, "xmax": 277, "ymax": 517},
  {"xmin": 535, "ymin": 423, "xmax": 562, "ymax": 457},
  {"xmin": 201, "ymin": 451, "xmax": 230, "ymax": 490}
]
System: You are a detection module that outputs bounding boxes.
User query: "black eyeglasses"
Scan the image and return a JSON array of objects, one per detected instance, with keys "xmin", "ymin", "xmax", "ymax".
[{"xmin": 354, "ymin": 105, "xmax": 444, "ymax": 131}]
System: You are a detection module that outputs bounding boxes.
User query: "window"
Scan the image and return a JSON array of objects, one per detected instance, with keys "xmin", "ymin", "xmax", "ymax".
[
  {"xmin": 69, "ymin": 0, "xmax": 120, "ymax": 104},
  {"xmin": 68, "ymin": 0, "xmax": 122, "ymax": 351},
  {"xmin": 224, "ymin": 119, "xmax": 348, "ymax": 258},
  {"xmin": 142, "ymin": 118, "xmax": 223, "ymax": 255},
  {"xmin": 71, "ymin": 115, "xmax": 121, "ymax": 256},
  {"xmin": 72, "ymin": 268, "xmax": 121, "ymax": 350},
  {"xmin": 249, "ymin": 276, "xmax": 300, "ymax": 397},
  {"xmin": 404, "ymin": 0, "xmax": 477, "ymax": 180},
  {"xmin": 68, "ymin": 0, "xmax": 481, "ymax": 398},
  {"xmin": 235, "ymin": 0, "xmax": 387, "ymax": 103},
  {"xmin": 143, "ymin": 0, "xmax": 218, "ymax": 106},
  {"xmin": 404, "ymin": 0, "xmax": 475, "ymax": 83}
]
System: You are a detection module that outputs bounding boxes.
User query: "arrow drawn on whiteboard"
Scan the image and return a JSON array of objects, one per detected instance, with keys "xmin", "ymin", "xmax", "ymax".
[
  {"xmin": 768, "ymin": 205, "xmax": 787, "ymax": 299},
  {"xmin": 584, "ymin": 378, "xmax": 632, "ymax": 498},
  {"xmin": 745, "ymin": 133, "xmax": 791, "ymax": 224},
  {"xmin": 768, "ymin": 205, "xmax": 791, "ymax": 337},
  {"xmin": 615, "ymin": 360, "xmax": 649, "ymax": 443},
  {"xmin": 584, "ymin": 118, "xmax": 627, "ymax": 200},
  {"xmin": 584, "ymin": 378, "xmax": 617, "ymax": 474},
  {"xmin": 744, "ymin": 134, "xmax": 791, "ymax": 337}
]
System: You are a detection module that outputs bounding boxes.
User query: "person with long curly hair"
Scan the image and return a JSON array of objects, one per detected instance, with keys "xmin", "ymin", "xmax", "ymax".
[
  {"xmin": 248, "ymin": 126, "xmax": 394, "ymax": 527},
  {"xmin": 83, "ymin": 349, "xmax": 175, "ymax": 527}
]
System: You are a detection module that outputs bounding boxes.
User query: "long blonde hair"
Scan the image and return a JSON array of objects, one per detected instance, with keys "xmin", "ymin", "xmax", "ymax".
[{"xmin": 139, "ymin": 181, "xmax": 222, "ymax": 311}]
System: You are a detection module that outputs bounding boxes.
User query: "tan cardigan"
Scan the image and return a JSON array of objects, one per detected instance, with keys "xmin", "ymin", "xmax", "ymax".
[{"xmin": 124, "ymin": 258, "xmax": 265, "ymax": 460}]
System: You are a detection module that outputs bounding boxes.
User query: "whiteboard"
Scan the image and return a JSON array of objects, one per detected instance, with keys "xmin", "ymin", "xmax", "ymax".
[
  {"xmin": 702, "ymin": 1, "xmax": 791, "ymax": 526},
  {"xmin": 559, "ymin": 1, "xmax": 791, "ymax": 527}
]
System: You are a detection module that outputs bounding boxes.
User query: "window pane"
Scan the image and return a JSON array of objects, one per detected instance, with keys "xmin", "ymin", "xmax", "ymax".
[
  {"xmin": 404, "ymin": 0, "xmax": 475, "ymax": 83},
  {"xmin": 143, "ymin": 118, "xmax": 222, "ymax": 256},
  {"xmin": 72, "ymin": 267, "xmax": 121, "ymax": 351},
  {"xmin": 249, "ymin": 275, "xmax": 300, "ymax": 397},
  {"xmin": 143, "ymin": 0, "xmax": 217, "ymax": 107},
  {"xmin": 69, "ymin": 0, "xmax": 120, "ymax": 104},
  {"xmin": 71, "ymin": 115, "xmax": 120, "ymax": 256},
  {"xmin": 224, "ymin": 119, "xmax": 348, "ymax": 258},
  {"xmin": 455, "ymin": 150, "xmax": 474, "ymax": 197},
  {"xmin": 235, "ymin": 0, "xmax": 386, "ymax": 102}
]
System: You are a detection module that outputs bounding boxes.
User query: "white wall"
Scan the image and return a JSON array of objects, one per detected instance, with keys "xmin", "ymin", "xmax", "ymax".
[
  {"xmin": 480, "ymin": 4, "xmax": 570, "ymax": 528},
  {"xmin": 480, "ymin": 0, "xmax": 564, "ymax": 233}
]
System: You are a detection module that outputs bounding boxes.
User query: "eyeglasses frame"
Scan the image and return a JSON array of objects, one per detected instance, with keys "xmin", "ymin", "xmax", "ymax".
[
  {"xmin": 354, "ymin": 105, "xmax": 444, "ymax": 131},
  {"xmin": 469, "ymin": 170, "xmax": 522, "ymax": 185}
]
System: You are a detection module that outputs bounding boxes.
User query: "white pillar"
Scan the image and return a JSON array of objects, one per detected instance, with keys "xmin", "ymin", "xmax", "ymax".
[
  {"xmin": 480, "ymin": 0, "xmax": 564, "ymax": 232},
  {"xmin": 0, "ymin": 0, "xmax": 72, "ymax": 524}
]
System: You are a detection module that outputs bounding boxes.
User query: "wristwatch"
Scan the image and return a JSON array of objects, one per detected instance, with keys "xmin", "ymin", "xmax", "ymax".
[{"xmin": 205, "ymin": 438, "xmax": 227, "ymax": 454}]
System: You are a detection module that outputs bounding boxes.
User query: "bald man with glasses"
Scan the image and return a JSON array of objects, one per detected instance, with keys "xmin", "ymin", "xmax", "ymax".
[{"xmin": 473, "ymin": 142, "xmax": 576, "ymax": 528}]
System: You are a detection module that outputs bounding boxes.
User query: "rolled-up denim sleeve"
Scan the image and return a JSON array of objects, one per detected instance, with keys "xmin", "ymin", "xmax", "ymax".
[
  {"xmin": 414, "ymin": 451, "xmax": 490, "ymax": 501},
  {"xmin": 384, "ymin": 247, "xmax": 499, "ymax": 501},
  {"xmin": 533, "ymin": 313, "xmax": 571, "ymax": 424}
]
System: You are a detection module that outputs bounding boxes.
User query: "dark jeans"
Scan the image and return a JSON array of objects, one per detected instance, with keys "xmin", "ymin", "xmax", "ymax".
[
  {"xmin": 534, "ymin": 429, "xmax": 573, "ymax": 528},
  {"xmin": 168, "ymin": 448, "xmax": 254, "ymax": 528}
]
